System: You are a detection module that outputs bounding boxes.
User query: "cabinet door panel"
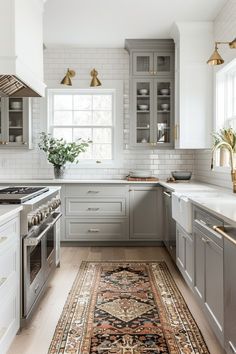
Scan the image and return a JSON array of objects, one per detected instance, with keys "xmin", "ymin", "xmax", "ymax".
[
  {"xmin": 132, "ymin": 79, "xmax": 153, "ymax": 146},
  {"xmin": 154, "ymin": 52, "xmax": 174, "ymax": 76},
  {"xmin": 176, "ymin": 226, "xmax": 185, "ymax": 271},
  {"xmin": 185, "ymin": 234, "xmax": 194, "ymax": 285},
  {"xmin": 132, "ymin": 53, "xmax": 153, "ymax": 76},
  {"xmin": 130, "ymin": 188, "xmax": 162, "ymax": 240},
  {"xmin": 205, "ymin": 238, "xmax": 223, "ymax": 332},
  {"xmin": 194, "ymin": 228, "xmax": 205, "ymax": 300}
]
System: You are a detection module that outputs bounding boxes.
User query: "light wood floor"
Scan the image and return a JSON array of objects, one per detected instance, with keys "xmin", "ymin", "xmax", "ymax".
[{"xmin": 8, "ymin": 246, "xmax": 225, "ymax": 354}]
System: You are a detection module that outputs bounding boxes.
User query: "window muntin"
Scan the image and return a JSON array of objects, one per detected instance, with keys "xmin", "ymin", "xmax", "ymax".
[{"xmin": 50, "ymin": 91, "xmax": 114, "ymax": 161}]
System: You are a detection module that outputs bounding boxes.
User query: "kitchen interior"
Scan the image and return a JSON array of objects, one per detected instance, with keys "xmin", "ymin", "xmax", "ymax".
[{"xmin": 0, "ymin": 0, "xmax": 236, "ymax": 353}]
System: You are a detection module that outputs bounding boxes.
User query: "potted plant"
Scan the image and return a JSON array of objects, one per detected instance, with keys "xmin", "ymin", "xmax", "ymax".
[
  {"xmin": 212, "ymin": 127, "xmax": 236, "ymax": 166},
  {"xmin": 39, "ymin": 132, "xmax": 91, "ymax": 178}
]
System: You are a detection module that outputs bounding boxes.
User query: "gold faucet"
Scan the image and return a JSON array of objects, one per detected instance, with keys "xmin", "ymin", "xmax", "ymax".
[{"xmin": 211, "ymin": 141, "xmax": 236, "ymax": 193}]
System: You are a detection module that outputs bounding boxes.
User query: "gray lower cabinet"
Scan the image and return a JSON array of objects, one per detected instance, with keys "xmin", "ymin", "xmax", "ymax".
[
  {"xmin": 176, "ymin": 224, "xmax": 194, "ymax": 288},
  {"xmin": 224, "ymin": 228, "xmax": 236, "ymax": 354},
  {"xmin": 63, "ymin": 184, "xmax": 129, "ymax": 241},
  {"xmin": 129, "ymin": 186, "xmax": 163, "ymax": 240},
  {"xmin": 193, "ymin": 206, "xmax": 224, "ymax": 345}
]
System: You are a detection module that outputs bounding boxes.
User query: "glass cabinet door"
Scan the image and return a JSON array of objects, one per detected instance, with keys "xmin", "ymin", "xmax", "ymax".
[
  {"xmin": 154, "ymin": 53, "xmax": 173, "ymax": 76},
  {"xmin": 155, "ymin": 79, "xmax": 173, "ymax": 145},
  {"xmin": 132, "ymin": 53, "xmax": 154, "ymax": 76},
  {"xmin": 7, "ymin": 98, "xmax": 28, "ymax": 146},
  {"xmin": 133, "ymin": 80, "xmax": 153, "ymax": 145}
]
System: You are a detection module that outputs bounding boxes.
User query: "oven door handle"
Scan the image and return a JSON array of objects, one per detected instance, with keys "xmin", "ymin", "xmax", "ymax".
[{"xmin": 24, "ymin": 212, "xmax": 62, "ymax": 247}]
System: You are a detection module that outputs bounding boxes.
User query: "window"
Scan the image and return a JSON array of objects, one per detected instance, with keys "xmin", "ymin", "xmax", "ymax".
[
  {"xmin": 216, "ymin": 58, "xmax": 236, "ymax": 130},
  {"xmin": 48, "ymin": 85, "xmax": 123, "ymax": 165},
  {"xmin": 215, "ymin": 59, "xmax": 236, "ymax": 170}
]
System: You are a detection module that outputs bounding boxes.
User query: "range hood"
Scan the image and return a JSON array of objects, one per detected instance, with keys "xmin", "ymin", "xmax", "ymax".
[{"xmin": 0, "ymin": 0, "xmax": 46, "ymax": 97}]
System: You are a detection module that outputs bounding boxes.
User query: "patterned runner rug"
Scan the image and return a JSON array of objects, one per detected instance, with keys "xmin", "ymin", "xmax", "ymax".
[{"xmin": 48, "ymin": 261, "xmax": 209, "ymax": 354}]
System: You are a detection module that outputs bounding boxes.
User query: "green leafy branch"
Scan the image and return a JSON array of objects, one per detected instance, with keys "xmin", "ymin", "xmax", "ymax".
[{"xmin": 38, "ymin": 132, "xmax": 92, "ymax": 168}]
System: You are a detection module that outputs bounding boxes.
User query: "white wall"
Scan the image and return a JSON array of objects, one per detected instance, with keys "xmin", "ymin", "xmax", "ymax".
[
  {"xmin": 194, "ymin": 0, "xmax": 236, "ymax": 189},
  {"xmin": 0, "ymin": 47, "xmax": 194, "ymax": 180}
]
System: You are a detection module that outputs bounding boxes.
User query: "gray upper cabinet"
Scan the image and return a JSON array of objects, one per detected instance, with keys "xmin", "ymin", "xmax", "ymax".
[
  {"xmin": 125, "ymin": 39, "xmax": 175, "ymax": 149},
  {"xmin": 0, "ymin": 97, "xmax": 32, "ymax": 148},
  {"xmin": 132, "ymin": 52, "xmax": 154, "ymax": 76}
]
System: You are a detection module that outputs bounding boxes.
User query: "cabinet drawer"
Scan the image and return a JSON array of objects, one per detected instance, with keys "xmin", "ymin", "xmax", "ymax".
[
  {"xmin": 65, "ymin": 219, "xmax": 128, "ymax": 241},
  {"xmin": 0, "ymin": 241, "xmax": 19, "ymax": 297},
  {"xmin": 194, "ymin": 207, "xmax": 223, "ymax": 229},
  {"xmin": 65, "ymin": 185, "xmax": 128, "ymax": 197},
  {"xmin": 0, "ymin": 281, "xmax": 19, "ymax": 354},
  {"xmin": 0, "ymin": 216, "xmax": 20, "ymax": 253},
  {"xmin": 65, "ymin": 198, "xmax": 126, "ymax": 217},
  {"xmin": 193, "ymin": 207, "xmax": 223, "ymax": 248}
]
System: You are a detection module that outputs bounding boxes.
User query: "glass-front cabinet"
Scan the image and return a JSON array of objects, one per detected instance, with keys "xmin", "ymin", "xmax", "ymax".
[
  {"xmin": 132, "ymin": 78, "xmax": 173, "ymax": 147},
  {"xmin": 126, "ymin": 39, "xmax": 175, "ymax": 149},
  {"xmin": 132, "ymin": 52, "xmax": 173, "ymax": 76},
  {"xmin": 0, "ymin": 97, "xmax": 31, "ymax": 148}
]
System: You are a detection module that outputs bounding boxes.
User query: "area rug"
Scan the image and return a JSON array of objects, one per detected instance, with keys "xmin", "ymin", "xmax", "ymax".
[{"xmin": 48, "ymin": 261, "xmax": 209, "ymax": 354}]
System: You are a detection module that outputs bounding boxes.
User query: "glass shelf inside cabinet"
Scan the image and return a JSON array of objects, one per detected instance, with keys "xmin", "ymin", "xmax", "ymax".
[
  {"xmin": 8, "ymin": 98, "xmax": 23, "ymax": 144},
  {"xmin": 156, "ymin": 55, "xmax": 171, "ymax": 73},
  {"xmin": 136, "ymin": 82, "xmax": 151, "ymax": 144},
  {"xmin": 156, "ymin": 81, "xmax": 171, "ymax": 143}
]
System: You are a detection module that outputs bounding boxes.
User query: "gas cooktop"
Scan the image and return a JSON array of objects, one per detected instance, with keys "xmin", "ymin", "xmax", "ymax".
[{"xmin": 0, "ymin": 186, "xmax": 49, "ymax": 204}]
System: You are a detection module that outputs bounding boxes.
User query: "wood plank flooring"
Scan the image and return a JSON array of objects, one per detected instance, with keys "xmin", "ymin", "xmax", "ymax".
[{"xmin": 7, "ymin": 246, "xmax": 225, "ymax": 354}]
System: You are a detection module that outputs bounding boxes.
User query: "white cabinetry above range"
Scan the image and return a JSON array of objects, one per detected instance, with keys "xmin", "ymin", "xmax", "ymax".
[{"xmin": 171, "ymin": 22, "xmax": 214, "ymax": 149}]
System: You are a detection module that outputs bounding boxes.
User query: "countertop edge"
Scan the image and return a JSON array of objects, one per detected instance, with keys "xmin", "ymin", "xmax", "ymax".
[{"xmin": 0, "ymin": 205, "xmax": 23, "ymax": 224}]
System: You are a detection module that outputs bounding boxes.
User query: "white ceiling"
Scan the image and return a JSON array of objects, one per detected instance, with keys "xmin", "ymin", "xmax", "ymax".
[{"xmin": 43, "ymin": 0, "xmax": 227, "ymax": 47}]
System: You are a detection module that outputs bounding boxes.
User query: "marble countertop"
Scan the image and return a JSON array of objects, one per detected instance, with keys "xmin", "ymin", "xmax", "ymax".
[
  {"xmin": 0, "ymin": 178, "xmax": 235, "ymax": 226},
  {"xmin": 0, "ymin": 205, "xmax": 23, "ymax": 224}
]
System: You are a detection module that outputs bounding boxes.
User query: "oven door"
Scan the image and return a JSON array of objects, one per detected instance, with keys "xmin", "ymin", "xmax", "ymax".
[{"xmin": 23, "ymin": 212, "xmax": 62, "ymax": 318}]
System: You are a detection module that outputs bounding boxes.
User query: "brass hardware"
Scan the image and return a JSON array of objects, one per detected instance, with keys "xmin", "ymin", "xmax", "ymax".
[
  {"xmin": 22, "ymin": 142, "xmax": 27, "ymax": 145},
  {"xmin": 60, "ymin": 68, "xmax": 76, "ymax": 86},
  {"xmin": 207, "ymin": 39, "xmax": 236, "ymax": 65},
  {"xmin": 211, "ymin": 141, "xmax": 236, "ymax": 193},
  {"xmin": 174, "ymin": 124, "xmax": 179, "ymax": 140},
  {"xmin": 96, "ymin": 160, "xmax": 102, "ymax": 164},
  {"xmin": 90, "ymin": 68, "xmax": 101, "ymax": 87},
  {"xmin": 213, "ymin": 225, "xmax": 236, "ymax": 246},
  {"xmin": 88, "ymin": 228, "xmax": 100, "ymax": 233}
]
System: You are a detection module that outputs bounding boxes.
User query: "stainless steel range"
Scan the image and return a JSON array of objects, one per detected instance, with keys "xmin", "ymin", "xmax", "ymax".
[{"xmin": 0, "ymin": 186, "xmax": 62, "ymax": 324}]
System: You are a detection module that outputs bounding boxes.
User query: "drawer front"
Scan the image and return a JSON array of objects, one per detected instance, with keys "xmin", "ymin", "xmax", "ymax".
[
  {"xmin": 0, "ymin": 216, "xmax": 20, "ymax": 253},
  {"xmin": 193, "ymin": 207, "xmax": 223, "ymax": 248},
  {"xmin": 65, "ymin": 219, "xmax": 128, "ymax": 241},
  {"xmin": 65, "ymin": 185, "xmax": 128, "ymax": 197},
  {"xmin": 0, "ymin": 241, "xmax": 19, "ymax": 298},
  {"xmin": 194, "ymin": 206, "xmax": 223, "ymax": 229},
  {"xmin": 0, "ymin": 282, "xmax": 20, "ymax": 354},
  {"xmin": 66, "ymin": 198, "xmax": 126, "ymax": 217}
]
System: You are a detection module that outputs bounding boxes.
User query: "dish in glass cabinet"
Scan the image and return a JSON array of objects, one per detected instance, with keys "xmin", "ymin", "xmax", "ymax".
[
  {"xmin": 138, "ymin": 104, "xmax": 149, "ymax": 111},
  {"xmin": 161, "ymin": 103, "xmax": 169, "ymax": 111},
  {"xmin": 160, "ymin": 88, "xmax": 169, "ymax": 95},
  {"xmin": 138, "ymin": 88, "xmax": 149, "ymax": 95}
]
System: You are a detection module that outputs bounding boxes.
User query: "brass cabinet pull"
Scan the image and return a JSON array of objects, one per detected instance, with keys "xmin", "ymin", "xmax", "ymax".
[
  {"xmin": 87, "ymin": 190, "xmax": 99, "ymax": 194},
  {"xmin": 174, "ymin": 124, "xmax": 179, "ymax": 140},
  {"xmin": 213, "ymin": 226, "xmax": 236, "ymax": 246},
  {"xmin": 87, "ymin": 208, "xmax": 100, "ymax": 211}
]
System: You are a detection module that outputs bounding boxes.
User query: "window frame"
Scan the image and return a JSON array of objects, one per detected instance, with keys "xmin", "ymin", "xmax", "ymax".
[
  {"xmin": 47, "ymin": 81, "xmax": 123, "ymax": 168},
  {"xmin": 214, "ymin": 58, "xmax": 236, "ymax": 173}
]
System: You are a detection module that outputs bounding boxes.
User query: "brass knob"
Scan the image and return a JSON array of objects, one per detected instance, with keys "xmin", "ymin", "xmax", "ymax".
[{"xmin": 22, "ymin": 142, "xmax": 27, "ymax": 145}]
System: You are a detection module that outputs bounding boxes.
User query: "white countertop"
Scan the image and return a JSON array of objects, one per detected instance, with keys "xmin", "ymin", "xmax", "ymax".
[
  {"xmin": 0, "ymin": 205, "xmax": 23, "ymax": 224},
  {"xmin": 0, "ymin": 178, "xmax": 235, "ymax": 225},
  {"xmin": 0, "ymin": 179, "xmax": 160, "ymax": 184}
]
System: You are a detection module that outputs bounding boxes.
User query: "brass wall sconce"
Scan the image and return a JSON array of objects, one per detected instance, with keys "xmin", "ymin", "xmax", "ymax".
[
  {"xmin": 90, "ymin": 69, "xmax": 101, "ymax": 87},
  {"xmin": 207, "ymin": 38, "xmax": 236, "ymax": 66},
  {"xmin": 61, "ymin": 68, "xmax": 76, "ymax": 86}
]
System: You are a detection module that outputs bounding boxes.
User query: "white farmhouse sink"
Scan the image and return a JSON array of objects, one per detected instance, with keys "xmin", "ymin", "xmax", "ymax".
[{"xmin": 172, "ymin": 190, "xmax": 232, "ymax": 233}]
